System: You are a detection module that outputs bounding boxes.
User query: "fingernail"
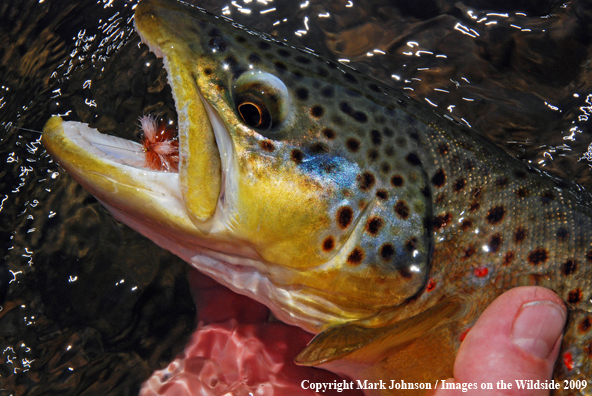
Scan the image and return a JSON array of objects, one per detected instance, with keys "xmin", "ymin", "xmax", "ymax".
[{"xmin": 512, "ymin": 300, "xmax": 566, "ymax": 359}]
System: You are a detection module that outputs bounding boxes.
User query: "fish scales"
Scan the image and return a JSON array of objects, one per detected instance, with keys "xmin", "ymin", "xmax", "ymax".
[{"xmin": 42, "ymin": 0, "xmax": 592, "ymax": 393}]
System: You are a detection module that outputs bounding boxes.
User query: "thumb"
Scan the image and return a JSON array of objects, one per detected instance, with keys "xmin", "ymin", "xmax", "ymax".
[{"xmin": 434, "ymin": 286, "xmax": 566, "ymax": 395}]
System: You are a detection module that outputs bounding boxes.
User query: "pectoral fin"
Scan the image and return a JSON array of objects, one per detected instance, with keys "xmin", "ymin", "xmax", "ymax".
[{"xmin": 296, "ymin": 298, "xmax": 470, "ymax": 395}]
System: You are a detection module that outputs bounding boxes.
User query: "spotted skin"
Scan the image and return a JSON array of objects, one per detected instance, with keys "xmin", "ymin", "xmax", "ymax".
[{"xmin": 44, "ymin": 0, "xmax": 592, "ymax": 394}]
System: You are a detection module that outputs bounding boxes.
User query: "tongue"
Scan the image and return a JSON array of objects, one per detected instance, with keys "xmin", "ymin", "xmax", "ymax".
[{"xmin": 139, "ymin": 270, "xmax": 361, "ymax": 396}]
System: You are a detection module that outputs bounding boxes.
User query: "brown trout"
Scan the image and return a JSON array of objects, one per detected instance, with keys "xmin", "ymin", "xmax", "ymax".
[{"xmin": 41, "ymin": 0, "xmax": 592, "ymax": 393}]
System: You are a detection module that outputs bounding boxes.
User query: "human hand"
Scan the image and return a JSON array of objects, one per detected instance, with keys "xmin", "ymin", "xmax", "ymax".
[{"xmin": 433, "ymin": 286, "xmax": 567, "ymax": 396}]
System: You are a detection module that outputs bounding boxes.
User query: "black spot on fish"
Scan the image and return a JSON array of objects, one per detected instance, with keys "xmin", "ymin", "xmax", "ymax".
[
  {"xmin": 346, "ymin": 138, "xmax": 360, "ymax": 152},
  {"xmin": 208, "ymin": 28, "xmax": 221, "ymax": 37},
  {"xmin": 579, "ymin": 317, "xmax": 591, "ymax": 333},
  {"xmin": 248, "ymin": 53, "xmax": 261, "ymax": 64},
  {"xmin": 366, "ymin": 217, "xmax": 384, "ymax": 235},
  {"xmin": 380, "ymin": 163, "xmax": 390, "ymax": 173},
  {"xmin": 514, "ymin": 227, "xmax": 527, "ymax": 243},
  {"xmin": 337, "ymin": 206, "xmax": 353, "ymax": 229},
  {"xmin": 277, "ymin": 48, "xmax": 291, "ymax": 58},
  {"xmin": 562, "ymin": 260, "xmax": 577, "ymax": 276},
  {"xmin": 358, "ymin": 172, "xmax": 375, "ymax": 191},
  {"xmin": 310, "ymin": 105, "xmax": 324, "ymax": 118},
  {"xmin": 274, "ymin": 61, "xmax": 288, "ymax": 73},
  {"xmin": 453, "ymin": 178, "xmax": 466, "ymax": 192},
  {"xmin": 437, "ymin": 143, "xmax": 449, "ymax": 156},
  {"xmin": 295, "ymin": 55, "xmax": 311, "ymax": 64},
  {"xmin": 503, "ymin": 251, "xmax": 515, "ymax": 266},
  {"xmin": 291, "ymin": 149, "xmax": 304, "ymax": 163},
  {"xmin": 489, "ymin": 234, "xmax": 502, "ymax": 253},
  {"xmin": 485, "ymin": 206, "xmax": 505, "ymax": 225},
  {"xmin": 495, "ymin": 177, "xmax": 509, "ymax": 188},
  {"xmin": 391, "ymin": 175, "xmax": 404, "ymax": 187},
  {"xmin": 309, "ymin": 142, "xmax": 328, "ymax": 153},
  {"xmin": 405, "ymin": 237, "xmax": 418, "ymax": 253},
  {"xmin": 463, "ymin": 245, "xmax": 476, "ymax": 258},
  {"xmin": 431, "ymin": 169, "xmax": 446, "ymax": 188},
  {"xmin": 368, "ymin": 83, "xmax": 381, "ymax": 93},
  {"xmin": 354, "ymin": 111, "xmax": 368, "ymax": 123},
  {"xmin": 380, "ymin": 244, "xmax": 395, "ymax": 260},
  {"xmin": 208, "ymin": 36, "xmax": 227, "ymax": 52},
  {"xmin": 322, "ymin": 236, "xmax": 335, "ymax": 252},
  {"xmin": 394, "ymin": 200, "xmax": 410, "ymax": 219},
  {"xmin": 514, "ymin": 169, "xmax": 527, "ymax": 179},
  {"xmin": 347, "ymin": 247, "xmax": 364, "ymax": 265},
  {"xmin": 460, "ymin": 219, "xmax": 472, "ymax": 231},
  {"xmin": 258, "ymin": 41, "xmax": 271, "ymax": 50},
  {"xmin": 235, "ymin": 36, "xmax": 247, "ymax": 43},
  {"xmin": 399, "ymin": 267, "xmax": 413, "ymax": 279},
  {"xmin": 384, "ymin": 127, "xmax": 394, "ymax": 138},
  {"xmin": 321, "ymin": 86, "xmax": 334, "ymax": 98},
  {"xmin": 528, "ymin": 248, "xmax": 548, "ymax": 265},
  {"xmin": 317, "ymin": 67, "xmax": 329, "ymax": 77},
  {"xmin": 376, "ymin": 190, "xmax": 388, "ymax": 200},
  {"xmin": 556, "ymin": 227, "xmax": 570, "ymax": 242},
  {"xmin": 296, "ymin": 88, "xmax": 309, "ymax": 100},
  {"xmin": 340, "ymin": 102, "xmax": 353, "ymax": 115},
  {"xmin": 368, "ymin": 149, "xmax": 379, "ymax": 161},
  {"xmin": 405, "ymin": 153, "xmax": 421, "ymax": 166},
  {"xmin": 292, "ymin": 71, "xmax": 304, "ymax": 81},
  {"xmin": 541, "ymin": 191, "xmax": 555, "ymax": 205},
  {"xmin": 568, "ymin": 289, "xmax": 583, "ymax": 304},
  {"xmin": 343, "ymin": 73, "xmax": 358, "ymax": 84},
  {"xmin": 322, "ymin": 128, "xmax": 335, "ymax": 140},
  {"xmin": 587, "ymin": 249, "xmax": 592, "ymax": 263},
  {"xmin": 408, "ymin": 128, "xmax": 420, "ymax": 141},
  {"xmin": 371, "ymin": 130, "xmax": 382, "ymax": 145},
  {"xmin": 260, "ymin": 140, "xmax": 274, "ymax": 152},
  {"xmin": 433, "ymin": 213, "xmax": 452, "ymax": 231},
  {"xmin": 384, "ymin": 146, "xmax": 395, "ymax": 156},
  {"xmin": 515, "ymin": 187, "xmax": 529, "ymax": 198}
]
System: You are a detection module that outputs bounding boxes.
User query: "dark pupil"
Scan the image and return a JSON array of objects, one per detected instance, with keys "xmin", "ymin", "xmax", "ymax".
[
  {"xmin": 208, "ymin": 36, "xmax": 226, "ymax": 52},
  {"xmin": 238, "ymin": 103, "xmax": 262, "ymax": 127}
]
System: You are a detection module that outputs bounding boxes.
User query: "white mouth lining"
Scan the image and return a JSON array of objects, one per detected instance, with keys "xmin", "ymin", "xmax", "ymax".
[{"xmin": 64, "ymin": 121, "xmax": 147, "ymax": 169}]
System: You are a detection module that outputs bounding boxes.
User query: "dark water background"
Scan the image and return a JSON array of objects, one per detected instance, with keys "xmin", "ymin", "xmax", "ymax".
[{"xmin": 1, "ymin": 0, "xmax": 592, "ymax": 394}]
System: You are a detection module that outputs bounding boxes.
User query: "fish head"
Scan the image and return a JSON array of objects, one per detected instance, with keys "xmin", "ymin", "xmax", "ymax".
[{"xmin": 43, "ymin": 0, "xmax": 433, "ymax": 332}]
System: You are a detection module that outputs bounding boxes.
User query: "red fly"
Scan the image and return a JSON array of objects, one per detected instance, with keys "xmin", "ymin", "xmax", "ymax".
[{"xmin": 139, "ymin": 114, "xmax": 179, "ymax": 172}]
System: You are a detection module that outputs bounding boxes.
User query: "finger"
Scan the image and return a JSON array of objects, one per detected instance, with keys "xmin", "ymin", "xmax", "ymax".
[{"xmin": 433, "ymin": 286, "xmax": 566, "ymax": 396}]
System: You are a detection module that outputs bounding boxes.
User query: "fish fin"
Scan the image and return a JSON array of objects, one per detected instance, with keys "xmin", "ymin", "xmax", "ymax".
[
  {"xmin": 295, "ymin": 298, "xmax": 468, "ymax": 393},
  {"xmin": 296, "ymin": 298, "xmax": 463, "ymax": 366}
]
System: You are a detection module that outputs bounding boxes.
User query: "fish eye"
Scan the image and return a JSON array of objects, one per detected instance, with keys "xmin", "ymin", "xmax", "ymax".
[
  {"xmin": 237, "ymin": 101, "xmax": 269, "ymax": 128},
  {"xmin": 233, "ymin": 71, "xmax": 291, "ymax": 132}
]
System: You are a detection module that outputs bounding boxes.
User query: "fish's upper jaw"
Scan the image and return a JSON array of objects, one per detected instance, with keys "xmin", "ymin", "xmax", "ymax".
[{"xmin": 134, "ymin": 0, "xmax": 242, "ymax": 232}]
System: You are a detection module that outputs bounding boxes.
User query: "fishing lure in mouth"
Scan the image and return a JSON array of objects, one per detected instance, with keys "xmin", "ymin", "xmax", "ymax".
[{"xmin": 139, "ymin": 114, "xmax": 179, "ymax": 172}]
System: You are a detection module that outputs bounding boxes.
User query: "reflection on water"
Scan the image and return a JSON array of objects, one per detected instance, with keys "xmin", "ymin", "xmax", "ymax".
[{"xmin": 0, "ymin": 0, "xmax": 591, "ymax": 394}]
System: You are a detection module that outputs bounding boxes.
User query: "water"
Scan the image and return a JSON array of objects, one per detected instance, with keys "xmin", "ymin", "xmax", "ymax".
[{"xmin": 1, "ymin": 0, "xmax": 591, "ymax": 394}]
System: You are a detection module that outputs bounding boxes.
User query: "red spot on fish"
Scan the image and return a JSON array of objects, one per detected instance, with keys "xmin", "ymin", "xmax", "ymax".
[
  {"xmin": 459, "ymin": 328, "xmax": 471, "ymax": 342},
  {"xmin": 140, "ymin": 114, "xmax": 179, "ymax": 172},
  {"xmin": 473, "ymin": 267, "xmax": 489, "ymax": 277},
  {"xmin": 426, "ymin": 279, "xmax": 436, "ymax": 292},
  {"xmin": 563, "ymin": 352, "xmax": 574, "ymax": 370}
]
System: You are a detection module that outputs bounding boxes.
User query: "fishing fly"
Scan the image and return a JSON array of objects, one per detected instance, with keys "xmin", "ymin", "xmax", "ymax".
[{"xmin": 138, "ymin": 114, "xmax": 179, "ymax": 172}]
